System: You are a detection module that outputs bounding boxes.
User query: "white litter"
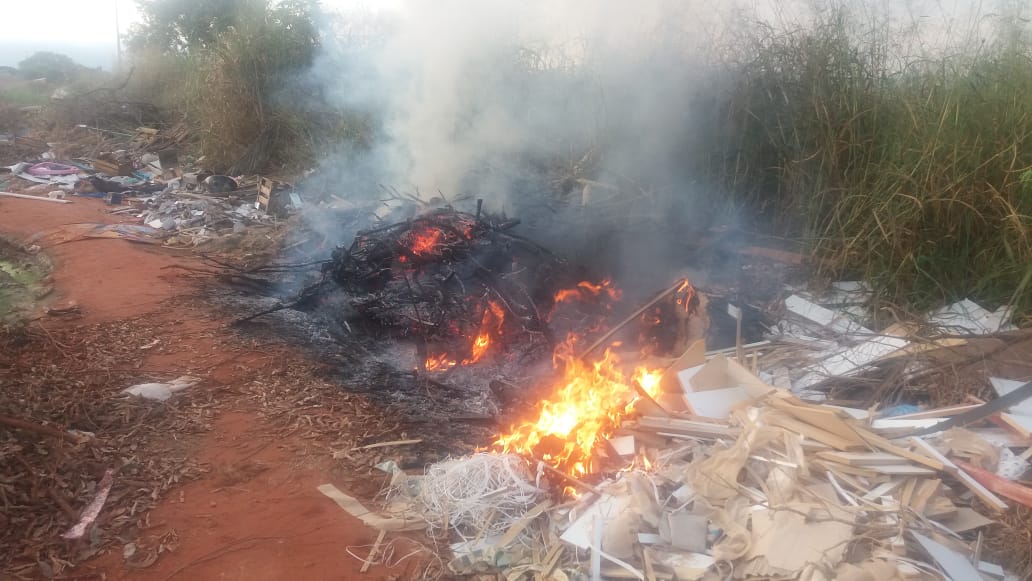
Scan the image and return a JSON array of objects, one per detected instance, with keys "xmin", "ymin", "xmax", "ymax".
[
  {"xmin": 123, "ymin": 375, "xmax": 200, "ymax": 401},
  {"xmin": 404, "ymin": 453, "xmax": 543, "ymax": 541},
  {"xmin": 929, "ymin": 299, "xmax": 1015, "ymax": 335}
]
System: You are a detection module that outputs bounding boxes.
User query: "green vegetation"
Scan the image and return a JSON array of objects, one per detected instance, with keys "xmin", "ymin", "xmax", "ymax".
[
  {"xmin": 125, "ymin": 0, "xmax": 359, "ymax": 173},
  {"xmin": 715, "ymin": 6, "xmax": 1032, "ymax": 323}
]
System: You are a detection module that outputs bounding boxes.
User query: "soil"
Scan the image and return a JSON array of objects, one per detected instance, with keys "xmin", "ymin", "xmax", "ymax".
[{"xmin": 0, "ymin": 196, "xmax": 428, "ymax": 580}]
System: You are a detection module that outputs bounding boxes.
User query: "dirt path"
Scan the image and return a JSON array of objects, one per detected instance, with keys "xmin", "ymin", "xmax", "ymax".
[{"xmin": 0, "ymin": 197, "xmax": 424, "ymax": 580}]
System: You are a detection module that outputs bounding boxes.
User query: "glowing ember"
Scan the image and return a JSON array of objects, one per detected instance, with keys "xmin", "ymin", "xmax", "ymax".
[
  {"xmin": 494, "ymin": 335, "xmax": 663, "ymax": 475},
  {"xmin": 409, "ymin": 228, "xmax": 443, "ymax": 255}
]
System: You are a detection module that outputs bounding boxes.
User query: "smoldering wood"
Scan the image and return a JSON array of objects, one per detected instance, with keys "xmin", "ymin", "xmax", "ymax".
[{"xmin": 236, "ymin": 208, "xmax": 564, "ymax": 349}]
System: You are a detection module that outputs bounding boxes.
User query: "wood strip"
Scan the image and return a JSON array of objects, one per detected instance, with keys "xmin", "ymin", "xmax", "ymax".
[
  {"xmin": 910, "ymin": 439, "xmax": 1008, "ymax": 512},
  {"xmin": 769, "ymin": 399, "xmax": 864, "ymax": 444},
  {"xmin": 890, "ymin": 403, "xmax": 983, "ymax": 421},
  {"xmin": 770, "ymin": 415, "xmax": 863, "ymax": 451},
  {"xmin": 854, "ymin": 430, "xmax": 944, "ymax": 471},
  {"xmin": 816, "ymin": 451, "xmax": 910, "ymax": 466},
  {"xmin": 493, "ymin": 499, "xmax": 554, "ymax": 549},
  {"xmin": 635, "ymin": 416, "xmax": 739, "ymax": 438},
  {"xmin": 361, "ymin": 529, "xmax": 386, "ymax": 573},
  {"xmin": 862, "ymin": 480, "xmax": 906, "ymax": 501},
  {"xmin": 869, "ymin": 464, "xmax": 937, "ymax": 476}
]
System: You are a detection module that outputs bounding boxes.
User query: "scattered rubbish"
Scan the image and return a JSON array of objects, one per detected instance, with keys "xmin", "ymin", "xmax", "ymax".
[
  {"xmin": 930, "ymin": 299, "xmax": 1016, "ymax": 335},
  {"xmin": 61, "ymin": 469, "xmax": 115, "ymax": 540},
  {"xmin": 122, "ymin": 376, "xmax": 200, "ymax": 401},
  {"xmin": 203, "ymin": 174, "xmax": 237, "ymax": 193},
  {"xmin": 27, "ymin": 162, "xmax": 80, "ymax": 176}
]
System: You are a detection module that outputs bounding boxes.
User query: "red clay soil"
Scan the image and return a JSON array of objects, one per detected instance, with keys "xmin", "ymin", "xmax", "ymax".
[{"xmin": 0, "ymin": 196, "xmax": 420, "ymax": 580}]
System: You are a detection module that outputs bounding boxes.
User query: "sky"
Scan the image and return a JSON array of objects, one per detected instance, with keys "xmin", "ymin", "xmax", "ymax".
[
  {"xmin": 0, "ymin": 0, "xmax": 138, "ymax": 69},
  {"xmin": 0, "ymin": 0, "xmax": 1001, "ymax": 70}
]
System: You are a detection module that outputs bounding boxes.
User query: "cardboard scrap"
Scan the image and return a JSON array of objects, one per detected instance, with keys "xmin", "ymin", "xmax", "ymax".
[
  {"xmin": 317, "ymin": 483, "xmax": 425, "ymax": 531},
  {"xmin": 740, "ymin": 503, "xmax": 854, "ymax": 577}
]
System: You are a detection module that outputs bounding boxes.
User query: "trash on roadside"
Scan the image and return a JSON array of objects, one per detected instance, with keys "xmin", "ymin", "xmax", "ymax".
[{"xmin": 123, "ymin": 376, "xmax": 200, "ymax": 401}]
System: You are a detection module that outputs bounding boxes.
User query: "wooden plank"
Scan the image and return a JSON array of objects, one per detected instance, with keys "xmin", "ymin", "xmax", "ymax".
[
  {"xmin": 770, "ymin": 415, "xmax": 864, "ymax": 451},
  {"xmin": 813, "ymin": 459, "xmax": 878, "ymax": 478},
  {"xmin": 888, "ymin": 403, "xmax": 983, "ymax": 421},
  {"xmin": 909, "ymin": 479, "xmax": 941, "ymax": 514},
  {"xmin": 317, "ymin": 484, "xmax": 426, "ymax": 531},
  {"xmin": 899, "ymin": 477, "xmax": 917, "ymax": 508},
  {"xmin": 816, "ymin": 451, "xmax": 910, "ymax": 466},
  {"xmin": 862, "ymin": 480, "xmax": 905, "ymax": 501},
  {"xmin": 854, "ymin": 430, "xmax": 944, "ymax": 471},
  {"xmin": 635, "ymin": 416, "xmax": 739, "ymax": 438},
  {"xmin": 910, "ymin": 439, "xmax": 1008, "ymax": 512},
  {"xmin": 361, "ymin": 529, "xmax": 386, "ymax": 573},
  {"xmin": 869, "ymin": 464, "xmax": 937, "ymax": 476},
  {"xmin": 999, "ymin": 413, "xmax": 1032, "ymax": 439},
  {"xmin": 493, "ymin": 499, "xmax": 553, "ymax": 548},
  {"xmin": 769, "ymin": 398, "xmax": 865, "ymax": 444}
]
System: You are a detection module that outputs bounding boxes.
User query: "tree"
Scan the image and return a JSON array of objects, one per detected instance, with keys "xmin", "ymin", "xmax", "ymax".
[
  {"xmin": 17, "ymin": 52, "xmax": 80, "ymax": 83},
  {"xmin": 127, "ymin": 0, "xmax": 319, "ymax": 55}
]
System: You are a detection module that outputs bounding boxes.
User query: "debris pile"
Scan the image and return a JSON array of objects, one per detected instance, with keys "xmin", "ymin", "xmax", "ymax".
[
  {"xmin": 2, "ymin": 126, "xmax": 292, "ymax": 248},
  {"xmin": 769, "ymin": 285, "xmax": 1018, "ymax": 398},
  {"xmin": 326, "ymin": 323, "xmax": 1031, "ymax": 579}
]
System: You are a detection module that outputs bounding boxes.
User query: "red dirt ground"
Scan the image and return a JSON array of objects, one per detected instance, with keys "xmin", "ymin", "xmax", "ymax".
[{"xmin": 0, "ymin": 196, "xmax": 420, "ymax": 580}]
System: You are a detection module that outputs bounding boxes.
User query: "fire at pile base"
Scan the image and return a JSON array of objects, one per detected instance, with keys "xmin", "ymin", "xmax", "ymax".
[{"xmin": 368, "ymin": 357, "xmax": 1020, "ymax": 581}]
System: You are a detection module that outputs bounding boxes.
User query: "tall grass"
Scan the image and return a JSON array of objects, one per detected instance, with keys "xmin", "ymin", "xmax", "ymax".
[{"xmin": 717, "ymin": 6, "xmax": 1032, "ymax": 322}]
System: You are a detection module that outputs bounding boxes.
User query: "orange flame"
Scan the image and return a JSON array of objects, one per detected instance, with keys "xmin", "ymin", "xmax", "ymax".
[
  {"xmin": 423, "ymin": 300, "xmax": 506, "ymax": 370},
  {"xmin": 675, "ymin": 279, "xmax": 696, "ymax": 313},
  {"xmin": 553, "ymin": 278, "xmax": 623, "ymax": 305},
  {"xmin": 424, "ymin": 352, "xmax": 457, "ymax": 371},
  {"xmin": 410, "ymin": 228, "xmax": 443, "ymax": 255},
  {"xmin": 494, "ymin": 336, "xmax": 663, "ymax": 476}
]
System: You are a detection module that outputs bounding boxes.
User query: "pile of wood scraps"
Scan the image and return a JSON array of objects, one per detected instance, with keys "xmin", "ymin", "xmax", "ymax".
[{"xmin": 319, "ymin": 339, "xmax": 1032, "ymax": 580}]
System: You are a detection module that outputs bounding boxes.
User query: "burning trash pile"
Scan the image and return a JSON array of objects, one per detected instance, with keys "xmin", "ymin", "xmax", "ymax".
[{"xmin": 315, "ymin": 277, "xmax": 1029, "ymax": 580}]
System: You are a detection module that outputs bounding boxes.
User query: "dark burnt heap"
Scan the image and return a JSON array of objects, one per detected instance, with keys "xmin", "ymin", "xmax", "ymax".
[{"xmin": 325, "ymin": 207, "xmax": 566, "ymax": 363}]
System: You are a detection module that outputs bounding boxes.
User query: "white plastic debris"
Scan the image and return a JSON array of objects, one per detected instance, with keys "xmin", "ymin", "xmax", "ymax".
[
  {"xmin": 929, "ymin": 299, "xmax": 1016, "ymax": 334},
  {"xmin": 123, "ymin": 375, "xmax": 200, "ymax": 401}
]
